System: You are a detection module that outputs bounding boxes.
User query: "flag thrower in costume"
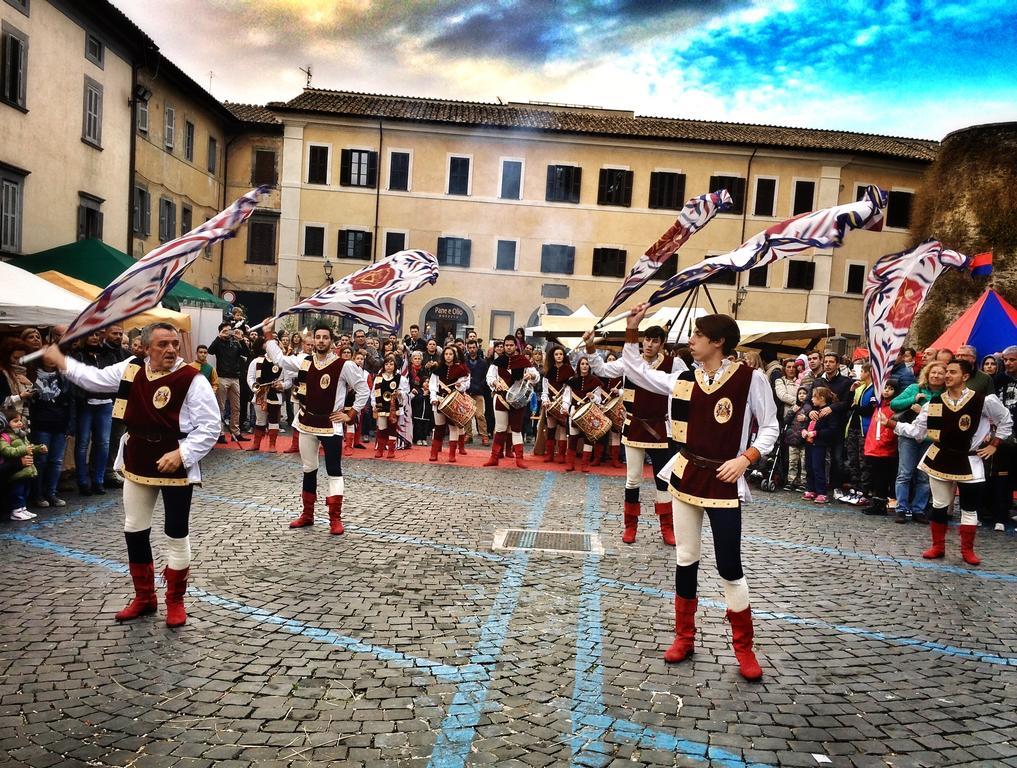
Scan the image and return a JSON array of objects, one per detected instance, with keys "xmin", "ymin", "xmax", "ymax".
[
  {"xmin": 864, "ymin": 239, "xmax": 972, "ymax": 400},
  {"xmin": 613, "ymin": 184, "xmax": 888, "ymax": 317},
  {"xmin": 600, "ymin": 189, "xmax": 733, "ymax": 319},
  {"xmin": 22, "ymin": 186, "xmax": 270, "ymax": 363},
  {"xmin": 274, "ymin": 249, "xmax": 439, "ymax": 333}
]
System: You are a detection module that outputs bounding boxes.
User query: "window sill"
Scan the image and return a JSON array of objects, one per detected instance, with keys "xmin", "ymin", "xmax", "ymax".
[
  {"xmin": 245, "ymin": 260, "xmax": 277, "ymax": 266},
  {"xmin": 1, "ymin": 98, "xmax": 28, "ymax": 114},
  {"xmin": 340, "ymin": 182, "xmax": 378, "ymax": 190}
]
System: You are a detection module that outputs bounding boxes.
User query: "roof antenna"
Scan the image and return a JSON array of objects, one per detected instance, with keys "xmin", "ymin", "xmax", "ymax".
[
  {"xmin": 208, "ymin": 70, "xmax": 214, "ymax": 92},
  {"xmin": 299, "ymin": 65, "xmax": 312, "ymax": 88}
]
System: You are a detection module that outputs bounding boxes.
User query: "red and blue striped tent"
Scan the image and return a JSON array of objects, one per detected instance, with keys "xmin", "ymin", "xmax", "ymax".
[{"xmin": 930, "ymin": 289, "xmax": 1017, "ymax": 357}]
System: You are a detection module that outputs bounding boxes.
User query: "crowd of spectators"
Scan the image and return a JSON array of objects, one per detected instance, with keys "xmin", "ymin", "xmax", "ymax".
[{"xmin": 3, "ymin": 308, "xmax": 1016, "ymax": 534}]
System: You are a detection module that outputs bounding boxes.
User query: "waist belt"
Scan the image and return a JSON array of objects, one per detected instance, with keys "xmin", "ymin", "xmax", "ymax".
[
  {"xmin": 937, "ymin": 445, "xmax": 978, "ymax": 457},
  {"xmin": 127, "ymin": 429, "xmax": 186, "ymax": 442},
  {"xmin": 680, "ymin": 447, "xmax": 726, "ymax": 470}
]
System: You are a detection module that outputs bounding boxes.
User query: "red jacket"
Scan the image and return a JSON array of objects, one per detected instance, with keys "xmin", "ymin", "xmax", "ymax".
[{"xmin": 863, "ymin": 404, "xmax": 897, "ymax": 457}]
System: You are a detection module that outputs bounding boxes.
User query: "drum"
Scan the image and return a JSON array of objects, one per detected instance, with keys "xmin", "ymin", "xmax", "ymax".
[
  {"xmin": 572, "ymin": 401, "xmax": 612, "ymax": 442},
  {"xmin": 505, "ymin": 379, "xmax": 534, "ymax": 409},
  {"xmin": 547, "ymin": 391, "xmax": 568, "ymax": 422},
  {"xmin": 438, "ymin": 390, "xmax": 476, "ymax": 429},
  {"xmin": 603, "ymin": 396, "xmax": 626, "ymax": 430}
]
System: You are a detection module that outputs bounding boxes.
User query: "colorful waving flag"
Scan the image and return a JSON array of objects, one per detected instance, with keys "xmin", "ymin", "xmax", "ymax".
[
  {"xmin": 864, "ymin": 239, "xmax": 971, "ymax": 398},
  {"xmin": 645, "ymin": 184, "xmax": 888, "ymax": 307},
  {"xmin": 602, "ymin": 189, "xmax": 732, "ymax": 317},
  {"xmin": 278, "ymin": 249, "xmax": 439, "ymax": 332},
  {"xmin": 60, "ymin": 186, "xmax": 269, "ymax": 347},
  {"xmin": 969, "ymin": 251, "xmax": 993, "ymax": 277}
]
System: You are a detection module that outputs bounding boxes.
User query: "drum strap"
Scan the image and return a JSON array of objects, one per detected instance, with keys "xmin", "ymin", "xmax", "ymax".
[{"xmin": 630, "ymin": 415, "xmax": 664, "ymax": 442}]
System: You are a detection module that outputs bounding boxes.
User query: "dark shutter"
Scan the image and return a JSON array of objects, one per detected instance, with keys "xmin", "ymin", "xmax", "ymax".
[
  {"xmin": 76, "ymin": 205, "xmax": 86, "ymax": 241},
  {"xmin": 462, "ymin": 239, "xmax": 472, "ymax": 266},
  {"xmin": 338, "ymin": 230, "xmax": 348, "ymax": 258},
  {"xmin": 747, "ymin": 265, "xmax": 768, "ymax": 287},
  {"xmin": 597, "ymin": 169, "xmax": 609, "ymax": 205},
  {"xmin": 308, "ymin": 146, "xmax": 328, "ymax": 184},
  {"xmin": 621, "ymin": 171, "xmax": 633, "ymax": 207},
  {"xmin": 366, "ymin": 151, "xmax": 378, "ymax": 188},
  {"xmin": 709, "ymin": 175, "xmax": 745, "ymax": 214},
  {"xmin": 648, "ymin": 172, "xmax": 660, "ymax": 208},
  {"xmin": 887, "ymin": 191, "xmax": 913, "ymax": 228},
  {"xmin": 792, "ymin": 180, "xmax": 815, "ymax": 216},
  {"xmin": 158, "ymin": 201, "xmax": 166, "ymax": 241},
  {"xmin": 168, "ymin": 203, "xmax": 176, "ymax": 241},
  {"xmin": 95, "ymin": 211, "xmax": 104, "ymax": 240},
  {"xmin": 143, "ymin": 194, "xmax": 150, "ymax": 236},
  {"xmin": 753, "ymin": 178, "xmax": 776, "ymax": 216},
  {"xmin": 339, "ymin": 149, "xmax": 352, "ymax": 186},
  {"xmin": 569, "ymin": 167, "xmax": 581, "ymax": 203},
  {"xmin": 545, "ymin": 166, "xmax": 555, "ymax": 201},
  {"xmin": 253, "ymin": 151, "xmax": 276, "ymax": 185},
  {"xmin": 359, "ymin": 231, "xmax": 373, "ymax": 260},
  {"xmin": 565, "ymin": 246, "xmax": 575, "ymax": 273},
  {"xmin": 389, "ymin": 152, "xmax": 409, "ymax": 191},
  {"xmin": 436, "ymin": 237, "xmax": 447, "ymax": 262},
  {"xmin": 385, "ymin": 231, "xmax": 405, "ymax": 256}
]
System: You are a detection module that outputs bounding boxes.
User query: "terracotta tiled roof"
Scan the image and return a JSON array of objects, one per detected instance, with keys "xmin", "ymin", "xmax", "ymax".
[
  {"xmin": 224, "ymin": 102, "xmax": 281, "ymax": 125},
  {"xmin": 267, "ymin": 89, "xmax": 938, "ymax": 162}
]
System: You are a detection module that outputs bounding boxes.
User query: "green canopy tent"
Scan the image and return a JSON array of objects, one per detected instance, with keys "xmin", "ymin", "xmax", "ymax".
[{"xmin": 12, "ymin": 239, "xmax": 229, "ymax": 311}]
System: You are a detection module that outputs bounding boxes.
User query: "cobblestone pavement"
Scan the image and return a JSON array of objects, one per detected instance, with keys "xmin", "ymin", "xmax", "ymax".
[{"xmin": 2, "ymin": 447, "xmax": 1017, "ymax": 768}]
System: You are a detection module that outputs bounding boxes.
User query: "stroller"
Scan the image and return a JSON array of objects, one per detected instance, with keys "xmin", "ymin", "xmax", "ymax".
[{"xmin": 756, "ymin": 421, "xmax": 793, "ymax": 492}]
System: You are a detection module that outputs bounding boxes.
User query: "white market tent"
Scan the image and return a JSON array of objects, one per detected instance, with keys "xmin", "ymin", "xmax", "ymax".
[
  {"xmin": 0, "ymin": 261, "xmax": 89, "ymax": 327},
  {"xmin": 528, "ymin": 304, "xmax": 832, "ymax": 354}
]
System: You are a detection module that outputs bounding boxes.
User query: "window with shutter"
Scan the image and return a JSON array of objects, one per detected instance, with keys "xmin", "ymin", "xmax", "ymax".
[
  {"xmin": 304, "ymin": 225, "xmax": 325, "ymax": 257},
  {"xmin": 0, "ymin": 174, "xmax": 23, "ymax": 253},
  {"xmin": 133, "ymin": 186, "xmax": 150, "ymax": 236},
  {"xmin": 247, "ymin": 217, "xmax": 277, "ymax": 264},
  {"xmin": 447, "ymin": 156, "xmax": 470, "ymax": 195},
  {"xmin": 184, "ymin": 121, "xmax": 195, "ymax": 161},
  {"xmin": 385, "ymin": 231, "xmax": 406, "ymax": 256},
  {"xmin": 792, "ymin": 180, "xmax": 815, "ymax": 216},
  {"xmin": 164, "ymin": 104, "xmax": 175, "ymax": 150},
  {"xmin": 704, "ymin": 269, "xmax": 736, "ymax": 286},
  {"xmin": 786, "ymin": 260, "xmax": 815, "ymax": 290},
  {"xmin": 886, "ymin": 191, "xmax": 913, "ymax": 228},
  {"xmin": 540, "ymin": 244, "xmax": 575, "ymax": 274},
  {"xmin": 1, "ymin": 25, "xmax": 28, "ymax": 109},
  {"xmin": 253, "ymin": 150, "xmax": 276, "ymax": 185},
  {"xmin": 846, "ymin": 263, "xmax": 866, "ymax": 294},
  {"xmin": 79, "ymin": 194, "xmax": 104, "ymax": 240},
  {"xmin": 207, "ymin": 136, "xmax": 218, "ymax": 174},
  {"xmin": 388, "ymin": 152, "xmax": 410, "ymax": 191},
  {"xmin": 500, "ymin": 160, "xmax": 522, "ymax": 200},
  {"xmin": 708, "ymin": 175, "xmax": 745, "ymax": 214},
  {"xmin": 437, "ymin": 237, "xmax": 471, "ymax": 267},
  {"xmin": 308, "ymin": 145, "xmax": 329, "ymax": 184},
  {"xmin": 136, "ymin": 99, "xmax": 148, "ymax": 134},
  {"xmin": 648, "ymin": 172, "xmax": 685, "ymax": 210},
  {"xmin": 597, "ymin": 169, "xmax": 633, "ymax": 207},
  {"xmin": 158, "ymin": 199, "xmax": 175, "ymax": 242},
  {"xmin": 545, "ymin": 165, "xmax": 581, "ymax": 203},
  {"xmin": 753, "ymin": 178, "xmax": 776, "ymax": 217},
  {"xmin": 592, "ymin": 248, "xmax": 627, "ymax": 277},
  {"xmin": 495, "ymin": 240, "xmax": 517, "ymax": 270},
  {"xmin": 82, "ymin": 76, "xmax": 102, "ymax": 147},
  {"xmin": 338, "ymin": 229, "xmax": 372, "ymax": 260},
  {"xmin": 747, "ymin": 265, "xmax": 768, "ymax": 287},
  {"xmin": 652, "ymin": 258, "xmax": 677, "ymax": 281},
  {"xmin": 181, "ymin": 205, "xmax": 192, "ymax": 236}
]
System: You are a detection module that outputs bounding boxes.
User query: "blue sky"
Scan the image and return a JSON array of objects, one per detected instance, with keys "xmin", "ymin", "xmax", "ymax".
[{"xmin": 116, "ymin": 0, "xmax": 1017, "ymax": 139}]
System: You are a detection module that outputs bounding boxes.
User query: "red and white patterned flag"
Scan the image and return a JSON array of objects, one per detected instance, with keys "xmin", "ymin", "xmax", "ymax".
[
  {"xmin": 60, "ymin": 186, "xmax": 269, "ymax": 346},
  {"xmin": 278, "ymin": 249, "xmax": 439, "ymax": 332},
  {"xmin": 864, "ymin": 239, "xmax": 971, "ymax": 398}
]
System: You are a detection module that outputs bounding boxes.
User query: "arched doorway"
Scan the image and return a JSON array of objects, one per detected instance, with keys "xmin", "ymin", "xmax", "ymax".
[
  {"xmin": 422, "ymin": 299, "xmax": 473, "ymax": 343},
  {"xmin": 526, "ymin": 302, "xmax": 572, "ymax": 329}
]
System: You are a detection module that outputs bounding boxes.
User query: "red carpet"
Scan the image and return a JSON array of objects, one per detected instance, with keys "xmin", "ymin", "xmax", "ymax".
[{"xmin": 215, "ymin": 435, "xmax": 652, "ymax": 477}]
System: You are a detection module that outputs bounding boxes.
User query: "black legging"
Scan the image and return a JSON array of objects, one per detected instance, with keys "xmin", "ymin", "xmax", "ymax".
[
  {"xmin": 124, "ymin": 485, "xmax": 194, "ymax": 564},
  {"xmin": 674, "ymin": 505, "xmax": 743, "ymax": 599}
]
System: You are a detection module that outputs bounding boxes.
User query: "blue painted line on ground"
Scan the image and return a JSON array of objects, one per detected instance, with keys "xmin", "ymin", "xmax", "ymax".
[
  {"xmin": 0, "ymin": 531, "xmax": 485, "ymax": 684},
  {"xmin": 570, "ymin": 475, "xmax": 607, "ymax": 766},
  {"xmin": 427, "ymin": 472, "xmax": 556, "ymax": 768},
  {"xmin": 742, "ymin": 534, "xmax": 1017, "ymax": 584},
  {"xmin": 595, "ymin": 576, "xmax": 1017, "ymax": 668}
]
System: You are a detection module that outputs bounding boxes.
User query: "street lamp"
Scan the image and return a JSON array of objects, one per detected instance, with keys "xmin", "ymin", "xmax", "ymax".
[
  {"xmin": 323, "ymin": 258, "xmax": 334, "ymax": 285},
  {"xmin": 733, "ymin": 284, "xmax": 748, "ymax": 317}
]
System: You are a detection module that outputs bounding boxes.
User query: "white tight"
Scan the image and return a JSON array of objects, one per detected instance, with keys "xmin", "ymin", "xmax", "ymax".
[
  {"xmin": 494, "ymin": 410, "xmax": 524, "ymax": 445},
  {"xmin": 299, "ymin": 432, "xmax": 345, "ymax": 497},
  {"xmin": 431, "ymin": 407, "xmax": 461, "ymax": 441},
  {"xmin": 123, "ymin": 480, "xmax": 191, "ymax": 570},
  {"xmin": 672, "ymin": 499, "xmax": 749, "ymax": 611},
  {"xmin": 928, "ymin": 476, "xmax": 978, "ymax": 525},
  {"xmin": 625, "ymin": 445, "xmax": 670, "ymax": 503}
]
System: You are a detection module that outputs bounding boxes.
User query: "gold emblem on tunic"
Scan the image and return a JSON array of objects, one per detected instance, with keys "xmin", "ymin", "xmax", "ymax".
[
  {"xmin": 153, "ymin": 386, "xmax": 172, "ymax": 409},
  {"xmin": 319, "ymin": 373, "xmax": 331, "ymax": 389},
  {"xmin": 958, "ymin": 414, "xmax": 972, "ymax": 431},
  {"xmin": 272, "ymin": 365, "xmax": 280, "ymax": 373},
  {"xmin": 714, "ymin": 397, "xmax": 733, "ymax": 424}
]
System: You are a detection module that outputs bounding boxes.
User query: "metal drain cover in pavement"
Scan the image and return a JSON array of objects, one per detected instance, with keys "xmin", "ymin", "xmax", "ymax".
[{"xmin": 493, "ymin": 529, "xmax": 604, "ymax": 555}]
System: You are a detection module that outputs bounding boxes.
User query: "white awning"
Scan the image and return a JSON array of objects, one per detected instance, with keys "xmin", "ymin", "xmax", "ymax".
[{"xmin": 0, "ymin": 261, "xmax": 89, "ymax": 327}]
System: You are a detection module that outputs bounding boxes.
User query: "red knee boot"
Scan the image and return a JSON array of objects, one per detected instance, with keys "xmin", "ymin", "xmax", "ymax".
[
  {"xmin": 386, "ymin": 437, "xmax": 396, "ymax": 458},
  {"xmin": 448, "ymin": 438, "xmax": 458, "ymax": 463},
  {"xmin": 580, "ymin": 449, "xmax": 591, "ymax": 473},
  {"xmin": 663, "ymin": 597, "xmax": 697, "ymax": 663},
  {"xmin": 726, "ymin": 607, "xmax": 763, "ymax": 681},
  {"xmin": 163, "ymin": 567, "xmax": 189, "ymax": 628},
  {"xmin": 267, "ymin": 428, "xmax": 278, "ymax": 451},
  {"xmin": 564, "ymin": 438, "xmax": 577, "ymax": 472},
  {"xmin": 959, "ymin": 524, "xmax": 981, "ymax": 566},
  {"xmin": 655, "ymin": 501, "xmax": 676, "ymax": 547},
  {"xmin": 289, "ymin": 491, "xmax": 315, "ymax": 528},
  {"xmin": 483, "ymin": 433, "xmax": 504, "ymax": 467},
  {"xmin": 115, "ymin": 562, "xmax": 158, "ymax": 622},
  {"xmin": 923, "ymin": 519, "xmax": 947, "ymax": 559},
  {"xmin": 622, "ymin": 501, "xmax": 639, "ymax": 544},
  {"xmin": 513, "ymin": 443, "xmax": 528, "ymax": 469},
  {"xmin": 543, "ymin": 438, "xmax": 556, "ymax": 463},
  {"xmin": 590, "ymin": 443, "xmax": 603, "ymax": 467},
  {"xmin": 429, "ymin": 436, "xmax": 442, "ymax": 461},
  {"xmin": 285, "ymin": 432, "xmax": 300, "ymax": 453},
  {"xmin": 327, "ymin": 495, "xmax": 344, "ymax": 535},
  {"xmin": 458, "ymin": 435, "xmax": 466, "ymax": 455},
  {"xmin": 608, "ymin": 444, "xmax": 623, "ymax": 468},
  {"xmin": 247, "ymin": 426, "xmax": 265, "ymax": 451}
]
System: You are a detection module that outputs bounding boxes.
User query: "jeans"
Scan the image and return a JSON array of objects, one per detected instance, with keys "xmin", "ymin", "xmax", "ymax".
[
  {"xmin": 806, "ymin": 444, "xmax": 829, "ymax": 495},
  {"xmin": 31, "ymin": 430, "xmax": 68, "ymax": 498},
  {"xmin": 895, "ymin": 435, "xmax": 931, "ymax": 514},
  {"xmin": 75, "ymin": 402, "xmax": 113, "ymax": 488},
  {"xmin": 9, "ymin": 479, "xmax": 29, "ymax": 511}
]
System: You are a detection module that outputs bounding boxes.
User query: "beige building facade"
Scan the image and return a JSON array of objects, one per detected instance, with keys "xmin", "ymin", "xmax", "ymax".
[
  {"xmin": 262, "ymin": 90, "xmax": 935, "ymax": 341},
  {"xmin": 1, "ymin": 0, "xmax": 147, "ymax": 256}
]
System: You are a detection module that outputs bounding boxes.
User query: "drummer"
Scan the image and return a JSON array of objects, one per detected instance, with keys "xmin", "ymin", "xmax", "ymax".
[
  {"xmin": 563, "ymin": 355, "xmax": 605, "ymax": 473},
  {"xmin": 541, "ymin": 346, "xmax": 574, "ymax": 464},
  {"xmin": 585, "ymin": 324, "xmax": 680, "ymax": 546},
  {"xmin": 483, "ymin": 336, "xmax": 539, "ymax": 469},
  {"xmin": 373, "ymin": 354, "xmax": 409, "ymax": 458},
  {"xmin": 428, "ymin": 345, "xmax": 471, "ymax": 463},
  {"xmin": 597, "ymin": 352, "xmax": 625, "ymax": 468}
]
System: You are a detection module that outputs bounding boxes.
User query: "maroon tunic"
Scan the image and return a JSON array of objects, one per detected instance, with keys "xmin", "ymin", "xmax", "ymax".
[
  {"xmin": 669, "ymin": 363, "xmax": 753, "ymax": 508},
  {"xmin": 494, "ymin": 353, "xmax": 533, "ymax": 413},
  {"xmin": 622, "ymin": 353, "xmax": 673, "ymax": 449},
  {"xmin": 920, "ymin": 389, "xmax": 984, "ymax": 481},
  {"xmin": 297, "ymin": 356, "xmax": 349, "ymax": 435},
  {"xmin": 122, "ymin": 364, "xmax": 199, "ymax": 486}
]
